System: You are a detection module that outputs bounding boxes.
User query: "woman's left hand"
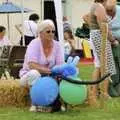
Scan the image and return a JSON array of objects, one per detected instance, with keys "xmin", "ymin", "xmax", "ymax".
[{"xmin": 112, "ymin": 40, "xmax": 119, "ymax": 46}]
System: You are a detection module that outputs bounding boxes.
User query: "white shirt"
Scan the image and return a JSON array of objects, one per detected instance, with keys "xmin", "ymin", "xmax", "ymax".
[
  {"xmin": 0, "ymin": 36, "xmax": 11, "ymax": 46},
  {"xmin": 64, "ymin": 41, "xmax": 72, "ymax": 55},
  {"xmin": 24, "ymin": 20, "xmax": 38, "ymax": 37}
]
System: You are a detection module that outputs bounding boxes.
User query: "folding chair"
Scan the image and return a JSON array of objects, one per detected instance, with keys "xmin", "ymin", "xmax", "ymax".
[
  {"xmin": 0, "ymin": 46, "xmax": 12, "ymax": 77},
  {"xmin": 8, "ymin": 46, "xmax": 27, "ymax": 78}
]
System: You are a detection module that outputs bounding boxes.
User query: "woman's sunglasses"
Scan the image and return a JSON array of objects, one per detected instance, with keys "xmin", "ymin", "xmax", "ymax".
[{"xmin": 46, "ymin": 30, "xmax": 55, "ymax": 34}]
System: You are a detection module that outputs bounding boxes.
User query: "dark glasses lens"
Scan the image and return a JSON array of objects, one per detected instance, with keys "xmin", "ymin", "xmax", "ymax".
[{"xmin": 46, "ymin": 30, "xmax": 55, "ymax": 34}]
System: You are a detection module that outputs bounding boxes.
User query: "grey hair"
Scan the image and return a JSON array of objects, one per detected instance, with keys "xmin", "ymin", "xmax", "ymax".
[{"xmin": 37, "ymin": 19, "xmax": 55, "ymax": 33}]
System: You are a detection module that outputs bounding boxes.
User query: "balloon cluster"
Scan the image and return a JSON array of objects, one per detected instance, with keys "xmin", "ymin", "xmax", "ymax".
[
  {"xmin": 30, "ymin": 56, "xmax": 87, "ymax": 106},
  {"xmin": 51, "ymin": 56, "xmax": 80, "ymax": 77}
]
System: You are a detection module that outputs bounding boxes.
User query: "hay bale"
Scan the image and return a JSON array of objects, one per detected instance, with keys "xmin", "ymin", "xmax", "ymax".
[{"xmin": 0, "ymin": 78, "xmax": 30, "ymax": 107}]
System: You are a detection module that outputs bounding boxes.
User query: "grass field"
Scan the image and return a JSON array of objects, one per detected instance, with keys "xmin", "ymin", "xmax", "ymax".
[{"xmin": 0, "ymin": 63, "xmax": 120, "ymax": 120}]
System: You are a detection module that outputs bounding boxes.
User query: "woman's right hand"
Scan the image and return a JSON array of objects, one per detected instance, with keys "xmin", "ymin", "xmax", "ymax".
[
  {"xmin": 110, "ymin": 37, "xmax": 119, "ymax": 46},
  {"xmin": 42, "ymin": 67, "xmax": 51, "ymax": 74},
  {"xmin": 112, "ymin": 40, "xmax": 119, "ymax": 46},
  {"xmin": 29, "ymin": 62, "xmax": 51, "ymax": 75}
]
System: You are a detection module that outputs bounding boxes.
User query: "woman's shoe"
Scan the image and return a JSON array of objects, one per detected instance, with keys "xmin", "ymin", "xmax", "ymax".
[
  {"xmin": 29, "ymin": 105, "xmax": 37, "ymax": 112},
  {"xmin": 61, "ymin": 105, "xmax": 67, "ymax": 112},
  {"xmin": 103, "ymin": 93, "xmax": 111, "ymax": 99}
]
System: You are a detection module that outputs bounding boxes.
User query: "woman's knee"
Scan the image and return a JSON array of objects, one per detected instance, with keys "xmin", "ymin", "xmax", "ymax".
[{"xmin": 20, "ymin": 69, "xmax": 41, "ymax": 86}]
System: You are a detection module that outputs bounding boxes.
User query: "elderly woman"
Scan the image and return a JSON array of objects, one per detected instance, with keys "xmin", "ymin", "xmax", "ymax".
[{"xmin": 19, "ymin": 19, "xmax": 64, "ymax": 112}]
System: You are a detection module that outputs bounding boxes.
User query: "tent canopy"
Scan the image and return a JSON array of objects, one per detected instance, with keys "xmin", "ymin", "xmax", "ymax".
[
  {"xmin": 0, "ymin": 2, "xmax": 31, "ymax": 13},
  {"xmin": 0, "ymin": 1, "xmax": 31, "ymax": 43}
]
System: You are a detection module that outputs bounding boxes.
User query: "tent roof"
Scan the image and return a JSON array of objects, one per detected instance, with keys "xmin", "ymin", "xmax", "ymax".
[{"xmin": 0, "ymin": 2, "xmax": 31, "ymax": 13}]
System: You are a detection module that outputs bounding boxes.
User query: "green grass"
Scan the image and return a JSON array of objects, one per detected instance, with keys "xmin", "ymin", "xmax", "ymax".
[
  {"xmin": 1, "ymin": 99, "xmax": 120, "ymax": 120},
  {"xmin": 0, "ymin": 63, "xmax": 120, "ymax": 120},
  {"xmin": 78, "ymin": 63, "xmax": 94, "ymax": 80}
]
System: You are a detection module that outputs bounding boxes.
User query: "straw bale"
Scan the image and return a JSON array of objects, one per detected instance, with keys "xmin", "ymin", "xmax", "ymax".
[{"xmin": 0, "ymin": 78, "xmax": 30, "ymax": 107}]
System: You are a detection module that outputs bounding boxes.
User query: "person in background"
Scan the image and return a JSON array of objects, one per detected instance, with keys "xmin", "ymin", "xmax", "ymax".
[
  {"xmin": 15, "ymin": 13, "xmax": 39, "ymax": 46},
  {"xmin": 88, "ymin": 0, "xmax": 116, "ymax": 106},
  {"xmin": 105, "ymin": 0, "xmax": 120, "ymax": 97},
  {"xmin": 64, "ymin": 29, "xmax": 75, "ymax": 61},
  {"xmin": 63, "ymin": 16, "xmax": 72, "ymax": 32},
  {"xmin": 82, "ymin": 13, "xmax": 91, "ymax": 27},
  {"xmin": 19, "ymin": 19, "xmax": 64, "ymax": 112},
  {"xmin": 0, "ymin": 26, "xmax": 11, "ymax": 46}
]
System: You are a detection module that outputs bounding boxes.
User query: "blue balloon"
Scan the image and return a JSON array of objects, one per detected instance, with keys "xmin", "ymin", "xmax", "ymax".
[{"xmin": 30, "ymin": 76, "xmax": 59, "ymax": 106}]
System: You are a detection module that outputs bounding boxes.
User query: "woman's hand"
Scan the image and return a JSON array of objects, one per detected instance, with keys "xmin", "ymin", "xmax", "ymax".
[
  {"xmin": 29, "ymin": 62, "xmax": 51, "ymax": 74},
  {"xmin": 111, "ymin": 39, "xmax": 119, "ymax": 46},
  {"xmin": 68, "ymin": 39, "xmax": 72, "ymax": 44},
  {"xmin": 68, "ymin": 39, "xmax": 75, "ymax": 49},
  {"xmin": 42, "ymin": 67, "xmax": 51, "ymax": 74}
]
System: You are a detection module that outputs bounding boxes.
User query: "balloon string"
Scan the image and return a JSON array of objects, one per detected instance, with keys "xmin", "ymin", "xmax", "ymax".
[
  {"xmin": 60, "ymin": 73, "xmax": 110, "ymax": 85},
  {"xmin": 41, "ymin": 73, "xmax": 110, "ymax": 85}
]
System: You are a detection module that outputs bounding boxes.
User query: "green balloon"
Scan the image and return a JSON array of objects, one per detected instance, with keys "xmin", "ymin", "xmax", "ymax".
[{"xmin": 59, "ymin": 77, "xmax": 87, "ymax": 105}]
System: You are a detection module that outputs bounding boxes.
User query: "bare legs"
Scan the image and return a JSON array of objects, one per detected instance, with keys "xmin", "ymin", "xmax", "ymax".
[
  {"xmin": 88, "ymin": 67, "xmax": 110, "ymax": 106},
  {"xmin": 88, "ymin": 67, "xmax": 100, "ymax": 106}
]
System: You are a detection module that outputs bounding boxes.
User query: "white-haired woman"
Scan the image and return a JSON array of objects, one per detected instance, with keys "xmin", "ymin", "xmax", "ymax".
[{"xmin": 19, "ymin": 19, "xmax": 64, "ymax": 112}]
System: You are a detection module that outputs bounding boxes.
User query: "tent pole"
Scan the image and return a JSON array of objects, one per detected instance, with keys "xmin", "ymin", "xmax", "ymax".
[
  {"xmin": 7, "ymin": 14, "xmax": 10, "ymax": 39},
  {"xmin": 54, "ymin": 0, "xmax": 64, "ymax": 47},
  {"xmin": 21, "ymin": 0, "xmax": 25, "ymax": 46},
  {"xmin": 40, "ymin": 0, "xmax": 44, "ymax": 21}
]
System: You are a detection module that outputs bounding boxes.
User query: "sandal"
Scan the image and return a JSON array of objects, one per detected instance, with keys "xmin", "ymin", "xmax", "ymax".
[{"xmin": 103, "ymin": 93, "xmax": 111, "ymax": 99}]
